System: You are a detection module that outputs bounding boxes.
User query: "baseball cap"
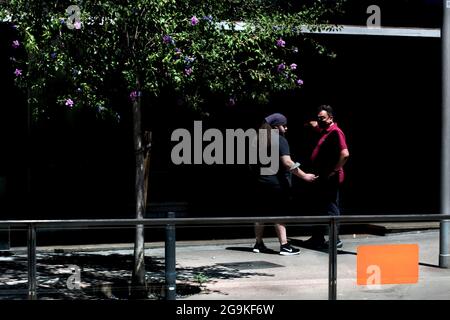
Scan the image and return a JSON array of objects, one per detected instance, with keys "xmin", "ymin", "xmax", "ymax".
[{"xmin": 264, "ymin": 113, "xmax": 287, "ymax": 126}]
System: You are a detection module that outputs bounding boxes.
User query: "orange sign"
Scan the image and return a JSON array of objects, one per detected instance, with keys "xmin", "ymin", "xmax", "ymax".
[{"xmin": 357, "ymin": 244, "xmax": 419, "ymax": 285}]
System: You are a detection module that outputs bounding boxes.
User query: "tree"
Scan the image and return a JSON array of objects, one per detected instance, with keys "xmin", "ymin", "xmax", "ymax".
[{"xmin": 1, "ymin": 0, "xmax": 344, "ymax": 297}]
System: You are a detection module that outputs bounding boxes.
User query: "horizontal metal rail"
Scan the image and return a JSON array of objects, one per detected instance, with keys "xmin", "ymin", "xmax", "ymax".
[
  {"xmin": 1, "ymin": 214, "xmax": 450, "ymax": 228},
  {"xmin": 1, "ymin": 214, "xmax": 449, "ymax": 301}
]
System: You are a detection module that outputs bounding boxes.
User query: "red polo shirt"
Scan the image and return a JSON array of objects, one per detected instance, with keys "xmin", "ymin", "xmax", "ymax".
[{"xmin": 311, "ymin": 123, "xmax": 348, "ymax": 184}]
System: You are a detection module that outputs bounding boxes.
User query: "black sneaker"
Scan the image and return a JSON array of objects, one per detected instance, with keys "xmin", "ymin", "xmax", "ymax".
[
  {"xmin": 279, "ymin": 243, "xmax": 300, "ymax": 256},
  {"xmin": 253, "ymin": 241, "xmax": 269, "ymax": 253},
  {"xmin": 324, "ymin": 239, "xmax": 343, "ymax": 249},
  {"xmin": 301, "ymin": 236, "xmax": 326, "ymax": 249}
]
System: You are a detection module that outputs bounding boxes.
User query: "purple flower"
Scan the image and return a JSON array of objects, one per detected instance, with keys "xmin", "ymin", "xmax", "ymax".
[
  {"xmin": 276, "ymin": 38, "xmax": 285, "ymax": 47},
  {"xmin": 12, "ymin": 40, "xmax": 20, "ymax": 48},
  {"xmin": 74, "ymin": 21, "xmax": 82, "ymax": 30},
  {"xmin": 290, "ymin": 63, "xmax": 297, "ymax": 70},
  {"xmin": 174, "ymin": 48, "xmax": 182, "ymax": 60},
  {"xmin": 184, "ymin": 68, "xmax": 193, "ymax": 76},
  {"xmin": 163, "ymin": 35, "xmax": 175, "ymax": 45},
  {"xmin": 50, "ymin": 52, "xmax": 57, "ymax": 59},
  {"xmin": 190, "ymin": 16, "xmax": 199, "ymax": 26},
  {"xmin": 227, "ymin": 97, "xmax": 236, "ymax": 107},
  {"xmin": 14, "ymin": 69, "xmax": 22, "ymax": 77},
  {"xmin": 296, "ymin": 79, "xmax": 304, "ymax": 86},
  {"xmin": 65, "ymin": 99, "xmax": 74, "ymax": 107},
  {"xmin": 129, "ymin": 91, "xmax": 139, "ymax": 102},
  {"xmin": 60, "ymin": 18, "xmax": 66, "ymax": 25},
  {"xmin": 203, "ymin": 15, "xmax": 213, "ymax": 22},
  {"xmin": 277, "ymin": 63, "xmax": 286, "ymax": 72}
]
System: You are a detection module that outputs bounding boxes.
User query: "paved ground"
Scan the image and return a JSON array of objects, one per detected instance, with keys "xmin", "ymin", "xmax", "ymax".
[
  {"xmin": 1, "ymin": 229, "xmax": 449, "ymax": 300},
  {"xmin": 178, "ymin": 231, "xmax": 450, "ymax": 300}
]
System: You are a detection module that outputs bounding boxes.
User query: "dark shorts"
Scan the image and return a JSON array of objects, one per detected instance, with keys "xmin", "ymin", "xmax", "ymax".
[{"xmin": 251, "ymin": 183, "xmax": 292, "ymax": 217}]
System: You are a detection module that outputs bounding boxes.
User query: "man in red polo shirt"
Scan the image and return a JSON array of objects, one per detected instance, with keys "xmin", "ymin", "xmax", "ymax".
[{"xmin": 304, "ymin": 105, "xmax": 349, "ymax": 249}]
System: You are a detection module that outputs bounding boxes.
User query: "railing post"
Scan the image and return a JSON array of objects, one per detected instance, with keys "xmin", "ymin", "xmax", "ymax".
[
  {"xmin": 165, "ymin": 212, "xmax": 176, "ymax": 300},
  {"xmin": 27, "ymin": 224, "xmax": 37, "ymax": 300},
  {"xmin": 440, "ymin": 220, "xmax": 450, "ymax": 268},
  {"xmin": 441, "ymin": 0, "xmax": 450, "ymax": 269},
  {"xmin": 328, "ymin": 218, "xmax": 338, "ymax": 300}
]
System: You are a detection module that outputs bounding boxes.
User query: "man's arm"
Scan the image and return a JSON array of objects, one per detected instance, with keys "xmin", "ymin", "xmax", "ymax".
[
  {"xmin": 304, "ymin": 120, "xmax": 321, "ymax": 133},
  {"xmin": 336, "ymin": 148, "xmax": 349, "ymax": 169},
  {"xmin": 281, "ymin": 155, "xmax": 317, "ymax": 182},
  {"xmin": 329, "ymin": 148, "xmax": 350, "ymax": 177}
]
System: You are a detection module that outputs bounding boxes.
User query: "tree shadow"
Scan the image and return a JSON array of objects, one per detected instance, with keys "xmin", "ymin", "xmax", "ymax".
[
  {"xmin": 0, "ymin": 252, "xmax": 169, "ymax": 300},
  {"xmin": 177, "ymin": 264, "xmax": 275, "ymax": 281},
  {"xmin": 175, "ymin": 263, "xmax": 276, "ymax": 297},
  {"xmin": 0, "ymin": 251, "xmax": 276, "ymax": 299}
]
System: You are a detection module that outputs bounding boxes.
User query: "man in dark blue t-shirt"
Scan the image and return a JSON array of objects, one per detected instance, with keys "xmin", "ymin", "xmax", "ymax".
[{"xmin": 253, "ymin": 113, "xmax": 317, "ymax": 256}]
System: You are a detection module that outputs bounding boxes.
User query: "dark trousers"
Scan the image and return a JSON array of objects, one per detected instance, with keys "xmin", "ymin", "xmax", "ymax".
[{"xmin": 310, "ymin": 175, "xmax": 341, "ymax": 240}]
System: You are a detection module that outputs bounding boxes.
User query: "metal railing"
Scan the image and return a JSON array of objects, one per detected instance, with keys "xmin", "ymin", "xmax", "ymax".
[{"xmin": 1, "ymin": 214, "xmax": 450, "ymax": 300}]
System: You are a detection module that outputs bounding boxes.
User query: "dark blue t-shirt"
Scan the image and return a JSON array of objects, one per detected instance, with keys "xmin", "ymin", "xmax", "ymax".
[{"xmin": 258, "ymin": 134, "xmax": 292, "ymax": 190}]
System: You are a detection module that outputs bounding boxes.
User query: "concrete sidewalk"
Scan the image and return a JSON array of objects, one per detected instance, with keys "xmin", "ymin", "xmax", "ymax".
[
  {"xmin": 175, "ymin": 230, "xmax": 450, "ymax": 300},
  {"xmin": 1, "ymin": 229, "xmax": 450, "ymax": 300}
]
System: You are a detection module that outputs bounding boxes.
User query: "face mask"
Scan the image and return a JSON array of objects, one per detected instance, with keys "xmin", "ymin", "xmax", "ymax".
[{"xmin": 318, "ymin": 120, "xmax": 327, "ymax": 129}]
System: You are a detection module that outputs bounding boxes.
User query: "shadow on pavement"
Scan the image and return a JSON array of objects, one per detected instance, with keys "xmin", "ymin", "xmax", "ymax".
[
  {"xmin": 225, "ymin": 246, "xmax": 279, "ymax": 255},
  {"xmin": 419, "ymin": 262, "xmax": 441, "ymax": 269},
  {"xmin": 0, "ymin": 251, "xmax": 277, "ymax": 300},
  {"xmin": 288, "ymin": 238, "xmax": 353, "ymax": 255}
]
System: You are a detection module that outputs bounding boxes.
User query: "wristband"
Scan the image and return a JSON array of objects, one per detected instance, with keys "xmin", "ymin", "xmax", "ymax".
[{"xmin": 289, "ymin": 162, "xmax": 301, "ymax": 171}]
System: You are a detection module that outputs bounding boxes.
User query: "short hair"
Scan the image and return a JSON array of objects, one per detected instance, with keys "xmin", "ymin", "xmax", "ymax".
[{"xmin": 317, "ymin": 105, "xmax": 334, "ymax": 118}]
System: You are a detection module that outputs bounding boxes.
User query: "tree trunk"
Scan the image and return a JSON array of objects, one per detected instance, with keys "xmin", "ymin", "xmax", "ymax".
[
  {"xmin": 131, "ymin": 81, "xmax": 147, "ymax": 298},
  {"xmin": 143, "ymin": 131, "xmax": 152, "ymax": 208}
]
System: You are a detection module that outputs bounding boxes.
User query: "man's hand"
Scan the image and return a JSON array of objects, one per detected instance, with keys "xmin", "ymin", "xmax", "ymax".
[
  {"xmin": 305, "ymin": 120, "xmax": 318, "ymax": 128},
  {"xmin": 302, "ymin": 173, "xmax": 318, "ymax": 183}
]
